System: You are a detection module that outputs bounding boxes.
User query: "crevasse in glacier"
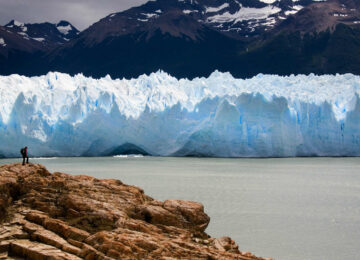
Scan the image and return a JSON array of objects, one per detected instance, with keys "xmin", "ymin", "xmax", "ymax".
[{"xmin": 0, "ymin": 71, "xmax": 360, "ymax": 157}]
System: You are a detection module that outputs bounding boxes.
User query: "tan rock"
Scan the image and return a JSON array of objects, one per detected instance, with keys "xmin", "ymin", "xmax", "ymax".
[
  {"xmin": 0, "ymin": 163, "xmax": 269, "ymax": 260},
  {"xmin": 9, "ymin": 239, "xmax": 81, "ymax": 260},
  {"xmin": 163, "ymin": 200, "xmax": 210, "ymax": 232},
  {"xmin": 212, "ymin": 236, "xmax": 240, "ymax": 253}
]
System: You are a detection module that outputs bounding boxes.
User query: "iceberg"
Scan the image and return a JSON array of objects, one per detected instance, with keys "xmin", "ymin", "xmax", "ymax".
[{"xmin": 0, "ymin": 71, "xmax": 360, "ymax": 157}]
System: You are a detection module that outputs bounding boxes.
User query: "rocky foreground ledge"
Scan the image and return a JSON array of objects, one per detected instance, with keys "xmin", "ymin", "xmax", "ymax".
[{"xmin": 0, "ymin": 163, "xmax": 270, "ymax": 260}]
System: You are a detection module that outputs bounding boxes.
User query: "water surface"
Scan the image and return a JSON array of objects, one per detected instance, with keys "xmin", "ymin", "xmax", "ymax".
[{"xmin": 1, "ymin": 157, "xmax": 359, "ymax": 260}]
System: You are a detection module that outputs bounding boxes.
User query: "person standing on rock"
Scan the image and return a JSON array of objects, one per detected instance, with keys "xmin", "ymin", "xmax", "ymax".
[{"xmin": 21, "ymin": 146, "xmax": 29, "ymax": 165}]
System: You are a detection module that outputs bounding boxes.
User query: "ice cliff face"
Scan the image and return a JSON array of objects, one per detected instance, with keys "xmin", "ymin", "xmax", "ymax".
[{"xmin": 0, "ymin": 71, "xmax": 360, "ymax": 157}]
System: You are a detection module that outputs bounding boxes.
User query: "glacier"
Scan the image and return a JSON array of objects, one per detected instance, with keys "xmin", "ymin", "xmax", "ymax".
[{"xmin": 0, "ymin": 71, "xmax": 360, "ymax": 158}]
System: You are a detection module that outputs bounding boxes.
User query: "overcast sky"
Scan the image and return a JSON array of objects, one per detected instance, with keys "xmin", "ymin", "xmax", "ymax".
[{"xmin": 0, "ymin": 0, "xmax": 149, "ymax": 30}]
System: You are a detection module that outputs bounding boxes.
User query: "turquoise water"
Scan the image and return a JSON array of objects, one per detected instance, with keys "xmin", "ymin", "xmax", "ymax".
[{"xmin": 1, "ymin": 157, "xmax": 360, "ymax": 260}]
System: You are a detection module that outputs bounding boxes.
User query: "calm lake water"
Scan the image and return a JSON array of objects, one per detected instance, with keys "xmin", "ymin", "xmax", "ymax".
[{"xmin": 1, "ymin": 157, "xmax": 359, "ymax": 260}]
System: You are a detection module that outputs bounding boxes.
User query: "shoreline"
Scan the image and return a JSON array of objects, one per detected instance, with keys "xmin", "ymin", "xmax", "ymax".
[
  {"xmin": 0, "ymin": 163, "xmax": 270, "ymax": 260},
  {"xmin": 2, "ymin": 155, "xmax": 360, "ymax": 160}
]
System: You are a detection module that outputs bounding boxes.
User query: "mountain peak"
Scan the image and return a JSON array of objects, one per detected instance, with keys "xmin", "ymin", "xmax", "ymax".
[
  {"xmin": 5, "ymin": 20, "xmax": 25, "ymax": 28},
  {"xmin": 56, "ymin": 20, "xmax": 79, "ymax": 38},
  {"xmin": 57, "ymin": 20, "xmax": 71, "ymax": 26},
  {"xmin": 96, "ymin": 0, "xmax": 333, "ymax": 39},
  {"xmin": 1, "ymin": 20, "xmax": 79, "ymax": 47}
]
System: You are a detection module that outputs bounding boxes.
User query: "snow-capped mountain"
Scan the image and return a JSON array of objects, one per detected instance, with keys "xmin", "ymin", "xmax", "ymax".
[
  {"xmin": 0, "ymin": 24, "xmax": 44, "ymax": 54},
  {"xmin": 55, "ymin": 21, "xmax": 79, "ymax": 40},
  {"xmin": 0, "ymin": 20, "xmax": 79, "ymax": 75},
  {"xmin": 0, "ymin": 0, "xmax": 360, "ymax": 78},
  {"xmin": 42, "ymin": 0, "xmax": 360, "ymax": 79},
  {"xmin": 94, "ymin": 0, "xmax": 340, "ymax": 39},
  {"xmin": 275, "ymin": 0, "xmax": 360, "ymax": 34},
  {"xmin": 3, "ymin": 20, "xmax": 79, "ymax": 46}
]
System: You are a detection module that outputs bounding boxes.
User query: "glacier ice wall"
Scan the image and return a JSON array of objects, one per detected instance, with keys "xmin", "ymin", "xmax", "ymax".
[{"xmin": 0, "ymin": 71, "xmax": 360, "ymax": 157}]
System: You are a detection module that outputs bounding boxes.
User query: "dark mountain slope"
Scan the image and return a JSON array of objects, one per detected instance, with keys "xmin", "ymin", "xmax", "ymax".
[
  {"xmin": 5, "ymin": 20, "xmax": 79, "ymax": 45},
  {"xmin": 0, "ymin": 0, "xmax": 360, "ymax": 78},
  {"xmin": 0, "ymin": 20, "xmax": 79, "ymax": 75},
  {"xmin": 0, "ymin": 25, "xmax": 45, "ymax": 75},
  {"xmin": 274, "ymin": 0, "xmax": 360, "ymax": 34},
  {"xmin": 46, "ymin": 12, "xmax": 245, "ymax": 79},
  {"xmin": 43, "ymin": 0, "xmax": 360, "ymax": 78},
  {"xmin": 230, "ymin": 0, "xmax": 360, "ymax": 77},
  {"xmin": 229, "ymin": 24, "xmax": 360, "ymax": 77}
]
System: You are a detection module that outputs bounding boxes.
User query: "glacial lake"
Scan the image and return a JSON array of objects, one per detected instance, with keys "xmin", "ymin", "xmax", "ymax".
[{"xmin": 1, "ymin": 157, "xmax": 359, "ymax": 260}]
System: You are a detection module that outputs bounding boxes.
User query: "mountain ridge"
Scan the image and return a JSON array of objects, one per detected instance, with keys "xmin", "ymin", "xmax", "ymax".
[{"xmin": 0, "ymin": 0, "xmax": 359, "ymax": 78}]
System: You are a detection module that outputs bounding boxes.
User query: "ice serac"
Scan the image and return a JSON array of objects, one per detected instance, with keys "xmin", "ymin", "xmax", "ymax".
[{"xmin": 0, "ymin": 71, "xmax": 360, "ymax": 157}]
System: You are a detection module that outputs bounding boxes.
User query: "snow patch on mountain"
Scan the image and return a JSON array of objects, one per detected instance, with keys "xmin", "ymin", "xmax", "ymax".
[
  {"xmin": 17, "ymin": 32, "xmax": 30, "ymax": 40},
  {"xmin": 207, "ymin": 6, "xmax": 281, "ymax": 24},
  {"xmin": 6, "ymin": 20, "xmax": 24, "ymax": 28},
  {"xmin": 205, "ymin": 3, "xmax": 229, "ymax": 13},
  {"xmin": 259, "ymin": 0, "xmax": 276, "ymax": 3},
  {"xmin": 285, "ymin": 5, "xmax": 303, "ymax": 16},
  {"xmin": 33, "ymin": 37, "xmax": 45, "ymax": 42},
  {"xmin": 56, "ymin": 24, "xmax": 72, "ymax": 35},
  {"xmin": 0, "ymin": 38, "xmax": 6, "ymax": 47},
  {"xmin": 141, "ymin": 13, "xmax": 159, "ymax": 19}
]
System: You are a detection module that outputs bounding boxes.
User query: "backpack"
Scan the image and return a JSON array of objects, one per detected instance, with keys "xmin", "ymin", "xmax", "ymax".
[{"xmin": 20, "ymin": 148, "xmax": 24, "ymax": 156}]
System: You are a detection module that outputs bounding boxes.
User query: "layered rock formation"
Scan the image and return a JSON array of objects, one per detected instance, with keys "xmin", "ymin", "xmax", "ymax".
[{"xmin": 0, "ymin": 163, "xmax": 270, "ymax": 259}]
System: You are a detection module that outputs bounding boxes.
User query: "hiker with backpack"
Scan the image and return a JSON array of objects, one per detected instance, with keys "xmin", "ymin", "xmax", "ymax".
[{"xmin": 20, "ymin": 147, "xmax": 29, "ymax": 165}]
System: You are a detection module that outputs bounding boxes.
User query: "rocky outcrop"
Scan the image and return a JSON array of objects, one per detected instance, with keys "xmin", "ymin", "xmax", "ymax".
[{"xmin": 0, "ymin": 163, "xmax": 270, "ymax": 259}]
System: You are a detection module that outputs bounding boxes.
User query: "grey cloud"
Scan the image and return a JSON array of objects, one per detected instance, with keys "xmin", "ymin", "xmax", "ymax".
[{"xmin": 0, "ymin": 0, "xmax": 148, "ymax": 30}]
